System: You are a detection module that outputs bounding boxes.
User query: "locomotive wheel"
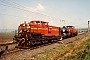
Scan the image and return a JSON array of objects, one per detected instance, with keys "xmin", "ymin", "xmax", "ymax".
[
  {"xmin": 18, "ymin": 38, "xmax": 30, "ymax": 49},
  {"xmin": 48, "ymin": 39, "xmax": 52, "ymax": 43},
  {"xmin": 41, "ymin": 40, "xmax": 45, "ymax": 44},
  {"xmin": 18, "ymin": 38, "xmax": 25, "ymax": 46},
  {"xmin": 27, "ymin": 40, "xmax": 31, "ymax": 46}
]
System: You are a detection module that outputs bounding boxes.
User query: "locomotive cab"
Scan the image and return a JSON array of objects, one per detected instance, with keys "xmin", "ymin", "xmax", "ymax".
[
  {"xmin": 18, "ymin": 22, "xmax": 30, "ymax": 38},
  {"xmin": 29, "ymin": 20, "xmax": 49, "ymax": 37},
  {"xmin": 13, "ymin": 21, "xmax": 30, "ymax": 42}
]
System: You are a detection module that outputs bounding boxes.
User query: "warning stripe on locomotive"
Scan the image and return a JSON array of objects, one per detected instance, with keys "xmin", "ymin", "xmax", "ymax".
[
  {"xmin": 31, "ymin": 28, "xmax": 48, "ymax": 30},
  {"xmin": 27, "ymin": 26, "xmax": 30, "ymax": 28},
  {"xmin": 31, "ymin": 28, "xmax": 58, "ymax": 31}
]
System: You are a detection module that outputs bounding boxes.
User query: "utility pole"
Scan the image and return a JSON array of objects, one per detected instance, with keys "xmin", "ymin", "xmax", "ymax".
[{"xmin": 88, "ymin": 21, "xmax": 90, "ymax": 33}]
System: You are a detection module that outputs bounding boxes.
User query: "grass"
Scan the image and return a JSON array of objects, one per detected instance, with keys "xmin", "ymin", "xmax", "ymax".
[
  {"xmin": 37, "ymin": 34, "xmax": 90, "ymax": 60},
  {"xmin": 63, "ymin": 39, "xmax": 90, "ymax": 60}
]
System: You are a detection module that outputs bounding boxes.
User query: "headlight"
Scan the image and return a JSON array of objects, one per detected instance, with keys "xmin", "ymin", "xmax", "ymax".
[{"xmin": 27, "ymin": 26, "xmax": 30, "ymax": 28}]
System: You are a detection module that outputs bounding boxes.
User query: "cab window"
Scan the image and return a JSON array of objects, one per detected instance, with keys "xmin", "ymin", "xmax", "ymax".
[
  {"xmin": 35, "ymin": 21, "xmax": 41, "ymax": 24},
  {"xmin": 43, "ymin": 22, "xmax": 48, "ymax": 25}
]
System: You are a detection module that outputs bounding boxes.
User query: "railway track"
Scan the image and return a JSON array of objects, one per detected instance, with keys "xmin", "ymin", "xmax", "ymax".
[
  {"xmin": 0, "ymin": 32, "xmax": 88, "ymax": 57},
  {"xmin": 1, "ymin": 42, "xmax": 56, "ymax": 57},
  {"xmin": 0, "ymin": 42, "xmax": 17, "ymax": 46}
]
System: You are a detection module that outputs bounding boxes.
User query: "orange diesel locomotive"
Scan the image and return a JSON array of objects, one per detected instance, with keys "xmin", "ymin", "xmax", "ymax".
[
  {"xmin": 66, "ymin": 26, "xmax": 77, "ymax": 36},
  {"xmin": 14, "ymin": 20, "xmax": 62, "ymax": 48}
]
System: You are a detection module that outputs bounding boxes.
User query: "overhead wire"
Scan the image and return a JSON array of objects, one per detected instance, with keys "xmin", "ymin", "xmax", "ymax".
[
  {"xmin": 33, "ymin": 0, "xmax": 88, "ymax": 26},
  {"xmin": 0, "ymin": 0, "xmax": 74, "ymax": 23},
  {"xmin": 0, "ymin": 0, "xmax": 64, "ymax": 25},
  {"xmin": 0, "ymin": 12, "xmax": 32, "ymax": 19},
  {"xmin": 4, "ymin": 0, "xmax": 55, "ymax": 19},
  {"xmin": 0, "ymin": 0, "xmax": 88, "ymax": 27}
]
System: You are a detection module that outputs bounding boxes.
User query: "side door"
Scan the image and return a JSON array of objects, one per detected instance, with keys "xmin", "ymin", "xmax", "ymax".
[{"xmin": 48, "ymin": 27, "xmax": 52, "ymax": 33}]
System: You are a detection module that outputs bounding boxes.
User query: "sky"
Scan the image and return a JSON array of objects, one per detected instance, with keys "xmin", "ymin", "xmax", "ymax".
[{"xmin": 0, "ymin": 0, "xmax": 90, "ymax": 29}]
